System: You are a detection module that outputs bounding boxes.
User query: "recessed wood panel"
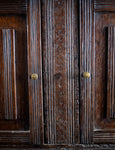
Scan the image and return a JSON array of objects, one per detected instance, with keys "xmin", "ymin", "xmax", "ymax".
[
  {"xmin": 0, "ymin": 0, "xmax": 31, "ymax": 145},
  {"xmin": 0, "ymin": 15, "xmax": 29, "ymax": 131},
  {"xmin": 1, "ymin": 29, "xmax": 17, "ymax": 120}
]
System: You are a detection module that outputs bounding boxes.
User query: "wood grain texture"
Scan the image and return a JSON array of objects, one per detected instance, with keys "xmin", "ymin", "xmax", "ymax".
[
  {"xmin": 27, "ymin": 0, "xmax": 44, "ymax": 145},
  {"xmin": 94, "ymin": 5, "xmax": 115, "ymax": 144},
  {"xmin": 94, "ymin": 130, "xmax": 115, "ymax": 143},
  {"xmin": 79, "ymin": 0, "xmax": 94, "ymax": 144},
  {"xmin": 94, "ymin": 0, "xmax": 115, "ymax": 12},
  {"xmin": 1, "ymin": 0, "xmax": 115, "ymax": 148},
  {"xmin": 0, "ymin": 0, "xmax": 27, "ymax": 14},
  {"xmin": 0, "ymin": 6, "xmax": 30, "ymax": 144},
  {"xmin": 1, "ymin": 144, "xmax": 115, "ymax": 149},
  {"xmin": 107, "ymin": 26, "xmax": 115, "ymax": 119},
  {"xmin": 42, "ymin": 0, "xmax": 79, "ymax": 144},
  {"xmin": 1, "ymin": 29, "xmax": 17, "ymax": 120},
  {"xmin": 0, "ymin": 131, "xmax": 30, "ymax": 144},
  {"xmin": 0, "ymin": 14, "xmax": 29, "ymax": 131}
]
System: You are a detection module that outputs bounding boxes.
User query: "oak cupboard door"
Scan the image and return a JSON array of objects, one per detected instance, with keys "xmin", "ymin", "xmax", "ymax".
[
  {"xmin": 0, "ymin": 0, "xmax": 79, "ymax": 147},
  {"xmin": 0, "ymin": 0, "xmax": 43, "ymax": 145},
  {"xmin": 1, "ymin": 0, "xmax": 115, "ymax": 149},
  {"xmin": 80, "ymin": 0, "xmax": 115, "ymax": 144}
]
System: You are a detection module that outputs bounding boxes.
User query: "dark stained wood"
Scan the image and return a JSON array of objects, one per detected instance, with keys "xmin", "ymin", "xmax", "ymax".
[
  {"xmin": 94, "ymin": 11, "xmax": 115, "ymax": 143},
  {"xmin": 107, "ymin": 26, "xmax": 115, "ymax": 119},
  {"xmin": 1, "ymin": 144, "xmax": 115, "ymax": 149},
  {"xmin": 80, "ymin": 0, "xmax": 115, "ymax": 145},
  {"xmin": 0, "ymin": 29, "xmax": 17, "ymax": 120},
  {"xmin": 79, "ymin": 0, "xmax": 94, "ymax": 144},
  {"xmin": 27, "ymin": 0, "xmax": 44, "ymax": 145},
  {"xmin": 41, "ymin": 0, "xmax": 79, "ymax": 144},
  {"xmin": 0, "ymin": 131, "xmax": 30, "ymax": 144},
  {"xmin": 94, "ymin": 130, "xmax": 115, "ymax": 143},
  {"xmin": 0, "ymin": 15, "xmax": 29, "ymax": 131},
  {"xmin": 0, "ymin": 0, "xmax": 27, "ymax": 14},
  {"xmin": 94, "ymin": 0, "xmax": 115, "ymax": 12},
  {"xmin": 0, "ymin": 0, "xmax": 115, "ymax": 149},
  {"xmin": 0, "ymin": 1, "xmax": 30, "ymax": 145}
]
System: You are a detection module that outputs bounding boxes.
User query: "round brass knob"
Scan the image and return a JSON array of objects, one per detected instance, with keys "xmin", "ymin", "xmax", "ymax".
[
  {"xmin": 83, "ymin": 72, "xmax": 90, "ymax": 78},
  {"xmin": 31, "ymin": 73, "xmax": 38, "ymax": 80}
]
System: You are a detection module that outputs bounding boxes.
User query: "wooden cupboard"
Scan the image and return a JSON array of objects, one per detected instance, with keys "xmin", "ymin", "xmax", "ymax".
[{"xmin": 0, "ymin": 0, "xmax": 115, "ymax": 149}]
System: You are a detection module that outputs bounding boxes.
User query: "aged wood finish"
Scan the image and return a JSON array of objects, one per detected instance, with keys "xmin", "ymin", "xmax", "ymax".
[
  {"xmin": 79, "ymin": 0, "xmax": 115, "ymax": 145},
  {"xmin": 41, "ymin": 0, "xmax": 79, "ymax": 144},
  {"xmin": 27, "ymin": 0, "xmax": 44, "ymax": 145},
  {"xmin": 1, "ymin": 144, "xmax": 115, "ymax": 150},
  {"xmin": 94, "ymin": 0, "xmax": 115, "ymax": 143},
  {"xmin": 0, "ymin": 0, "xmax": 115, "ymax": 149},
  {"xmin": 79, "ymin": 0, "xmax": 94, "ymax": 144},
  {"xmin": 0, "ymin": 12, "xmax": 30, "ymax": 143},
  {"xmin": 107, "ymin": 26, "xmax": 115, "ymax": 119},
  {"xmin": 0, "ymin": 29, "xmax": 17, "ymax": 120},
  {"xmin": 0, "ymin": 0, "xmax": 29, "ymax": 145},
  {"xmin": 0, "ymin": 0, "xmax": 27, "ymax": 14},
  {"xmin": 94, "ymin": 0, "xmax": 115, "ymax": 12}
]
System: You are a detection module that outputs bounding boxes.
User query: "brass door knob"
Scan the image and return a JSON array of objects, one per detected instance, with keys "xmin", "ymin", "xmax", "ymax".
[
  {"xmin": 83, "ymin": 72, "xmax": 90, "ymax": 78},
  {"xmin": 31, "ymin": 73, "xmax": 38, "ymax": 80}
]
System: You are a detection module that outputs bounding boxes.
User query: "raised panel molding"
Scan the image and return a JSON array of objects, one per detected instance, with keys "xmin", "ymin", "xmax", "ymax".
[
  {"xmin": 1, "ymin": 144, "xmax": 115, "ymax": 149},
  {"xmin": 0, "ymin": 29, "xmax": 17, "ymax": 120},
  {"xmin": 0, "ymin": 131, "xmax": 30, "ymax": 144},
  {"xmin": 94, "ymin": 0, "xmax": 115, "ymax": 12},
  {"xmin": 107, "ymin": 26, "xmax": 115, "ymax": 119},
  {"xmin": 42, "ymin": 0, "xmax": 79, "ymax": 144},
  {"xmin": 94, "ymin": 130, "xmax": 115, "ymax": 143},
  {"xmin": 0, "ymin": 0, "xmax": 27, "ymax": 14}
]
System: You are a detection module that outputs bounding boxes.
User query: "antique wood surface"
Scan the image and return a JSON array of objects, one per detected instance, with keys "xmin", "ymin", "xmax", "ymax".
[
  {"xmin": 80, "ymin": 0, "xmax": 115, "ymax": 144},
  {"xmin": 0, "ymin": 29, "xmax": 17, "ymax": 120},
  {"xmin": 107, "ymin": 26, "xmax": 115, "ymax": 119},
  {"xmin": 1, "ymin": 144, "xmax": 115, "ymax": 150},
  {"xmin": 0, "ymin": 0, "xmax": 114, "ymax": 149},
  {"xmin": 27, "ymin": 0, "xmax": 44, "ymax": 145},
  {"xmin": 79, "ymin": 0, "xmax": 94, "ymax": 144},
  {"xmin": 0, "ymin": 0, "xmax": 27, "ymax": 14},
  {"xmin": 94, "ymin": 0, "xmax": 115, "ymax": 143},
  {"xmin": 41, "ymin": 0, "xmax": 79, "ymax": 144},
  {"xmin": 0, "ymin": 11, "xmax": 30, "ymax": 143}
]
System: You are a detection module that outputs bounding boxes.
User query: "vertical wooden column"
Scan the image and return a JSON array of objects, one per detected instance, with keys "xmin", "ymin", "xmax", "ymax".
[
  {"xmin": 27, "ymin": 0, "xmax": 44, "ymax": 144},
  {"xmin": 79, "ymin": 0, "xmax": 94, "ymax": 143},
  {"xmin": 107, "ymin": 26, "xmax": 115, "ymax": 119},
  {"xmin": 42, "ymin": 0, "xmax": 79, "ymax": 144}
]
